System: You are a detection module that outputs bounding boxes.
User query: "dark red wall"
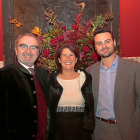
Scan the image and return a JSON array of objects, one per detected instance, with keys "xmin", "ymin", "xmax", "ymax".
[
  {"xmin": 120, "ymin": 0, "xmax": 140, "ymax": 57},
  {"xmin": 0, "ymin": 0, "xmax": 3, "ymax": 61}
]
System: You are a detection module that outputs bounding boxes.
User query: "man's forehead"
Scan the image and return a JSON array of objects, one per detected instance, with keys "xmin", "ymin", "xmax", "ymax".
[
  {"xmin": 18, "ymin": 35, "xmax": 38, "ymax": 44},
  {"xmin": 94, "ymin": 32, "xmax": 112, "ymax": 41},
  {"xmin": 19, "ymin": 35, "xmax": 36, "ymax": 40}
]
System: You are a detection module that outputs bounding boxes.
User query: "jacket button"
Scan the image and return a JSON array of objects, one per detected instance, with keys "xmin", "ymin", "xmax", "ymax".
[
  {"xmin": 30, "ymin": 78, "xmax": 34, "ymax": 81},
  {"xmin": 34, "ymin": 120, "xmax": 37, "ymax": 123},
  {"xmin": 34, "ymin": 105, "xmax": 37, "ymax": 109},
  {"xmin": 32, "ymin": 135, "xmax": 35, "ymax": 138},
  {"xmin": 33, "ymin": 91, "xmax": 36, "ymax": 94}
]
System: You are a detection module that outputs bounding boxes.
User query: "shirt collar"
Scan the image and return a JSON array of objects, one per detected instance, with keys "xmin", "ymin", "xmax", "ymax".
[
  {"xmin": 18, "ymin": 61, "xmax": 34, "ymax": 72},
  {"xmin": 101, "ymin": 53, "xmax": 118, "ymax": 69}
]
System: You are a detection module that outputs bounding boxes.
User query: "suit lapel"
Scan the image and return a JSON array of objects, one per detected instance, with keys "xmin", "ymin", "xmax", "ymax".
[
  {"xmin": 16, "ymin": 61, "xmax": 31, "ymax": 75},
  {"xmin": 114, "ymin": 57, "xmax": 126, "ymax": 99},
  {"xmin": 94, "ymin": 62, "xmax": 101, "ymax": 109}
]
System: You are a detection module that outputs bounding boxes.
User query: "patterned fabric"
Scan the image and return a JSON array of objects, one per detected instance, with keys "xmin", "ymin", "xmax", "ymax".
[
  {"xmin": 28, "ymin": 68, "xmax": 34, "ymax": 75},
  {"xmin": 34, "ymin": 74, "xmax": 47, "ymax": 140},
  {"xmin": 57, "ymin": 106, "xmax": 84, "ymax": 112}
]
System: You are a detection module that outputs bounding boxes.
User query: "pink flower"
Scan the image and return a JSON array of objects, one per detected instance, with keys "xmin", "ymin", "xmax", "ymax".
[
  {"xmin": 50, "ymin": 38, "xmax": 58, "ymax": 46},
  {"xmin": 79, "ymin": 52, "xmax": 84, "ymax": 58},
  {"xmin": 83, "ymin": 54, "xmax": 87, "ymax": 59},
  {"xmin": 83, "ymin": 46, "xmax": 90, "ymax": 53},
  {"xmin": 38, "ymin": 36, "xmax": 44, "ymax": 42},
  {"xmin": 61, "ymin": 26, "xmax": 66, "ymax": 31},
  {"xmin": 43, "ymin": 49, "xmax": 50, "ymax": 57},
  {"xmin": 79, "ymin": 52, "xmax": 87, "ymax": 59},
  {"xmin": 72, "ymin": 25, "xmax": 78, "ymax": 30},
  {"xmin": 58, "ymin": 36, "xmax": 64, "ymax": 42},
  {"xmin": 91, "ymin": 52, "xmax": 99, "ymax": 60},
  {"xmin": 63, "ymin": 30, "xmax": 72, "ymax": 40}
]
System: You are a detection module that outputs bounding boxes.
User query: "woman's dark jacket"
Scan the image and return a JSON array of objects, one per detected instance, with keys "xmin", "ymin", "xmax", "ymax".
[{"xmin": 48, "ymin": 70, "xmax": 95, "ymax": 135}]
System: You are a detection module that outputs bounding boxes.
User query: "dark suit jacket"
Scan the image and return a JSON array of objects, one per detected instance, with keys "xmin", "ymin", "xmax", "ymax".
[
  {"xmin": 0, "ymin": 62, "xmax": 50, "ymax": 140},
  {"xmin": 86, "ymin": 57, "xmax": 140, "ymax": 140}
]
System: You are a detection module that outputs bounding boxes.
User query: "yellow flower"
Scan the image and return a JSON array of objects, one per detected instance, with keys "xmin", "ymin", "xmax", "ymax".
[{"xmin": 32, "ymin": 26, "xmax": 41, "ymax": 36}]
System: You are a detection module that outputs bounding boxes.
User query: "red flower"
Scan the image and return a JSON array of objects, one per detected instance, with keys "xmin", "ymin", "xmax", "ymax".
[
  {"xmin": 65, "ymin": 40, "xmax": 72, "ymax": 43},
  {"xmin": 91, "ymin": 52, "xmax": 99, "ymax": 60},
  {"xmin": 55, "ymin": 33, "xmax": 58, "ymax": 37},
  {"xmin": 72, "ymin": 25, "xmax": 78, "ymax": 30},
  {"xmin": 76, "ymin": 14, "xmax": 82, "ymax": 22},
  {"xmin": 61, "ymin": 26, "xmax": 66, "ymax": 31},
  {"xmin": 50, "ymin": 38, "xmax": 58, "ymax": 46},
  {"xmin": 58, "ymin": 36, "xmax": 64, "ymax": 42},
  {"xmin": 83, "ymin": 46, "xmax": 90, "ymax": 53},
  {"xmin": 47, "ymin": 55, "xmax": 54, "ymax": 59},
  {"xmin": 89, "ymin": 40, "xmax": 94, "ymax": 47},
  {"xmin": 43, "ymin": 49, "xmax": 50, "ymax": 57}
]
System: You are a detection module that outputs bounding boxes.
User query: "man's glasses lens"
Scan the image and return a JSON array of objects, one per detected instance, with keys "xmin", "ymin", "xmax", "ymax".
[{"xmin": 19, "ymin": 44, "xmax": 38, "ymax": 51}]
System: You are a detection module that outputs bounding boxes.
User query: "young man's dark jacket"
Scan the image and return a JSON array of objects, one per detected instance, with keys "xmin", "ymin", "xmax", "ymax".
[
  {"xmin": 0, "ymin": 62, "xmax": 50, "ymax": 140},
  {"xmin": 48, "ymin": 70, "xmax": 95, "ymax": 138}
]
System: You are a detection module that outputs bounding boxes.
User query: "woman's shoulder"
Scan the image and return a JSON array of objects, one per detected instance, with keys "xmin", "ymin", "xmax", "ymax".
[{"xmin": 77, "ymin": 69, "xmax": 92, "ymax": 83}]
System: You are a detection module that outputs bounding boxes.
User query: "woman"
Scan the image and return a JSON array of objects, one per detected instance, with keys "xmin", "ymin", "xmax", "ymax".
[{"xmin": 48, "ymin": 42, "xmax": 95, "ymax": 140}]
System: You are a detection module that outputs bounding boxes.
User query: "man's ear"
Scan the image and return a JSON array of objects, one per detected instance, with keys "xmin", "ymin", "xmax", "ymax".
[
  {"xmin": 37, "ymin": 50, "xmax": 40, "ymax": 57},
  {"xmin": 15, "ymin": 47, "xmax": 17, "ymax": 55},
  {"xmin": 113, "ymin": 40, "xmax": 116, "ymax": 47}
]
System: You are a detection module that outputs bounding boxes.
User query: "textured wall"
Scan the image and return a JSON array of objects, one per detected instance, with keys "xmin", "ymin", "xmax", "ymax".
[
  {"xmin": 13, "ymin": 0, "xmax": 110, "ymax": 34},
  {"xmin": 3, "ymin": 0, "xmax": 119, "ymax": 65}
]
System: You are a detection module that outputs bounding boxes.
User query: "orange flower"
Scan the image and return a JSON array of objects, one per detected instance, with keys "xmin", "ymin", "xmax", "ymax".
[
  {"xmin": 9, "ymin": 19, "xmax": 17, "ymax": 24},
  {"xmin": 32, "ymin": 26, "xmax": 41, "ymax": 36},
  {"xmin": 16, "ymin": 22, "xmax": 23, "ymax": 28}
]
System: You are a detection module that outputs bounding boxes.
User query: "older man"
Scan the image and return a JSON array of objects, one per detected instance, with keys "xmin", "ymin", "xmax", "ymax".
[
  {"xmin": 0, "ymin": 33, "xmax": 50, "ymax": 140},
  {"xmin": 86, "ymin": 27, "xmax": 140, "ymax": 140}
]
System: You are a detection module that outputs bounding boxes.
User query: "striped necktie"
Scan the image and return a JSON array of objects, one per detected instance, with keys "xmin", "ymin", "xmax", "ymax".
[{"xmin": 28, "ymin": 68, "xmax": 34, "ymax": 75}]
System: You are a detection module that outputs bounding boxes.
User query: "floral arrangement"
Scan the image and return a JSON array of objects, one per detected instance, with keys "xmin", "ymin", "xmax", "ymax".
[{"xmin": 10, "ymin": 8, "xmax": 113, "ymax": 73}]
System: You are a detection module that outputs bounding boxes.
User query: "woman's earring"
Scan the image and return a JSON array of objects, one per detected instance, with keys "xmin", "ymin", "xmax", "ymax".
[
  {"xmin": 58, "ymin": 59, "xmax": 61, "ymax": 63},
  {"xmin": 75, "ymin": 58, "xmax": 77, "ymax": 63}
]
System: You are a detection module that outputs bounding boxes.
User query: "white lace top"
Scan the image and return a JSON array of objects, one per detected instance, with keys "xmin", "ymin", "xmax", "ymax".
[{"xmin": 57, "ymin": 71, "xmax": 86, "ymax": 107}]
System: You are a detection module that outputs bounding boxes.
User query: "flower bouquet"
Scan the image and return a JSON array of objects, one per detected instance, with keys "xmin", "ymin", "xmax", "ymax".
[{"xmin": 10, "ymin": 8, "xmax": 113, "ymax": 73}]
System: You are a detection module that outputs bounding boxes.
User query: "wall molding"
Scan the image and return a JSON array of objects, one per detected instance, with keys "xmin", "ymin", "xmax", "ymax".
[
  {"xmin": 0, "ymin": 61, "xmax": 3, "ymax": 68},
  {"xmin": 123, "ymin": 57, "xmax": 140, "ymax": 62}
]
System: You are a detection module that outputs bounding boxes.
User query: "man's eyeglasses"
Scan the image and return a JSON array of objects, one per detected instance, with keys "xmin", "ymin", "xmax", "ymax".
[{"xmin": 18, "ymin": 44, "xmax": 39, "ymax": 52}]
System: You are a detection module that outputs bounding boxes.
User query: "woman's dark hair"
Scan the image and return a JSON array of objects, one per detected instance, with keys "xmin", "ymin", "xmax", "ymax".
[
  {"xmin": 55, "ymin": 42, "xmax": 80, "ymax": 73},
  {"xmin": 93, "ymin": 27, "xmax": 115, "ymax": 43}
]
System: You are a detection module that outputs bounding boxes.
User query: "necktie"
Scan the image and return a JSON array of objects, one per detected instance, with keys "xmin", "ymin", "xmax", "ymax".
[{"xmin": 28, "ymin": 68, "xmax": 34, "ymax": 75}]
